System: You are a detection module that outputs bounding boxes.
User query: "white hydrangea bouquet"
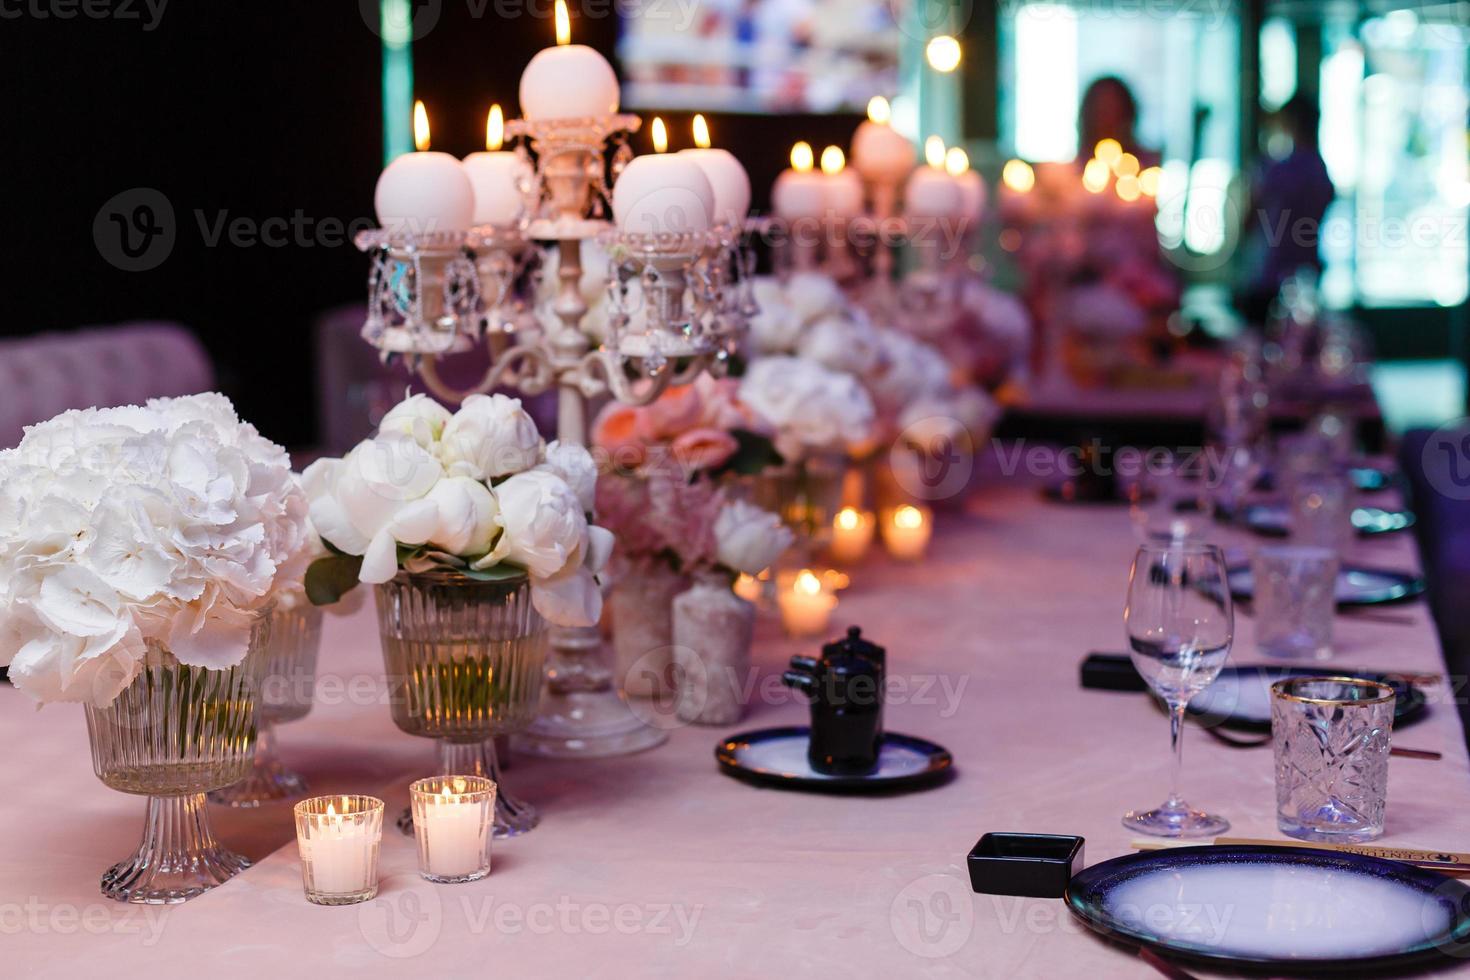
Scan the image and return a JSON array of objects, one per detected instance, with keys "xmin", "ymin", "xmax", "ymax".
[
  {"xmin": 0, "ymin": 393, "xmax": 312, "ymax": 707},
  {"xmin": 302, "ymin": 392, "xmax": 612, "ymax": 628}
]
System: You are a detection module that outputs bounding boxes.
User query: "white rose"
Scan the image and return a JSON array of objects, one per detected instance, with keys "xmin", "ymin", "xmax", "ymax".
[
  {"xmin": 784, "ymin": 272, "xmax": 845, "ymax": 325},
  {"xmin": 714, "ymin": 500, "xmax": 793, "ymax": 574},
  {"xmin": 379, "ymin": 393, "xmax": 453, "ymax": 449},
  {"xmin": 537, "ymin": 440, "xmax": 597, "ymax": 514},
  {"xmin": 439, "ymin": 393, "xmax": 544, "ymax": 481}
]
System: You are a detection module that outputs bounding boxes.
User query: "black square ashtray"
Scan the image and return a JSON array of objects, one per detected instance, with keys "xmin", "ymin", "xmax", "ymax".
[{"xmin": 967, "ymin": 833, "xmax": 1085, "ymax": 898}]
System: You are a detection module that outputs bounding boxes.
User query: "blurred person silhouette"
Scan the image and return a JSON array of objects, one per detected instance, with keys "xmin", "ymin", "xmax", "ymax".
[
  {"xmin": 1078, "ymin": 76, "xmax": 1161, "ymax": 168},
  {"xmin": 1237, "ymin": 93, "xmax": 1335, "ymax": 324}
]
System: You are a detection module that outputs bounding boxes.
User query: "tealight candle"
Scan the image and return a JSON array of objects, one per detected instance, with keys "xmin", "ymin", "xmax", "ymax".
[
  {"xmin": 679, "ymin": 114, "xmax": 751, "ymax": 229},
  {"xmin": 518, "ymin": 0, "xmax": 620, "ymax": 121},
  {"xmin": 374, "ymin": 101, "xmax": 475, "ymax": 235},
  {"xmin": 829, "ymin": 506, "xmax": 876, "ymax": 564},
  {"xmin": 881, "ymin": 504, "xmax": 933, "ymax": 561},
  {"xmin": 410, "ymin": 776, "xmax": 495, "ymax": 883},
  {"xmin": 851, "ymin": 96, "xmax": 916, "ymax": 185},
  {"xmin": 462, "ymin": 105, "xmax": 531, "ymax": 227},
  {"xmin": 293, "ymin": 795, "xmax": 384, "ymax": 906},
  {"xmin": 771, "ymin": 141, "xmax": 827, "ymax": 221},
  {"xmin": 778, "ymin": 569, "xmax": 838, "ymax": 637}
]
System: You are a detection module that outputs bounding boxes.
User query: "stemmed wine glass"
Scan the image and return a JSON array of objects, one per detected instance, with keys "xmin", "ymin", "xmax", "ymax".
[{"xmin": 1123, "ymin": 540, "xmax": 1234, "ymax": 837}]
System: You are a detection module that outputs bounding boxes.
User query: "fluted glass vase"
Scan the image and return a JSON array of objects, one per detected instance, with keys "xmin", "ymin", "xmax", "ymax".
[
  {"xmin": 85, "ymin": 613, "xmax": 271, "ymax": 905},
  {"xmin": 375, "ymin": 569, "xmax": 547, "ymax": 839},
  {"xmin": 210, "ymin": 604, "xmax": 323, "ymax": 806}
]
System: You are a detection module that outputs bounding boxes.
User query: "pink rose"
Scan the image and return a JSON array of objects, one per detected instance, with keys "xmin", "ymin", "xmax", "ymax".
[
  {"xmin": 592, "ymin": 404, "xmax": 648, "ymax": 471},
  {"xmin": 671, "ymin": 427, "xmax": 739, "ymax": 472}
]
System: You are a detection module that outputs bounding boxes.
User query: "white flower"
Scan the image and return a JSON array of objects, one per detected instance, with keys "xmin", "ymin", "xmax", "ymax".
[
  {"xmin": 714, "ymin": 500, "xmax": 793, "ymax": 574},
  {"xmin": 0, "ymin": 394, "xmax": 310, "ymax": 706},
  {"xmin": 798, "ymin": 314, "xmax": 881, "ymax": 377},
  {"xmin": 784, "ymin": 272, "xmax": 845, "ymax": 325},
  {"xmin": 739, "ymin": 356, "xmax": 875, "ymax": 461},
  {"xmin": 439, "ymin": 393, "xmax": 544, "ymax": 481},
  {"xmin": 537, "ymin": 440, "xmax": 597, "ymax": 515},
  {"xmin": 379, "ymin": 393, "xmax": 453, "ymax": 449},
  {"xmin": 421, "ymin": 476, "xmax": 500, "ymax": 557}
]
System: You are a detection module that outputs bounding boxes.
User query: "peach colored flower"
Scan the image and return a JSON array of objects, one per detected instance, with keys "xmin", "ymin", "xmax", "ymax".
[
  {"xmin": 591, "ymin": 404, "xmax": 648, "ymax": 470},
  {"xmin": 671, "ymin": 427, "xmax": 739, "ymax": 472},
  {"xmin": 641, "ymin": 384, "xmax": 705, "ymax": 440}
]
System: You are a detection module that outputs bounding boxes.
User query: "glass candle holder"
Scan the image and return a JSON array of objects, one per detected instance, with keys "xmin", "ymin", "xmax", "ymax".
[
  {"xmin": 293, "ymin": 795, "xmax": 385, "ymax": 905},
  {"xmin": 829, "ymin": 507, "xmax": 876, "ymax": 564},
  {"xmin": 880, "ymin": 504, "xmax": 933, "ymax": 561},
  {"xmin": 777, "ymin": 568, "xmax": 838, "ymax": 637},
  {"xmin": 410, "ymin": 776, "xmax": 496, "ymax": 883},
  {"xmin": 1271, "ymin": 677, "xmax": 1395, "ymax": 843}
]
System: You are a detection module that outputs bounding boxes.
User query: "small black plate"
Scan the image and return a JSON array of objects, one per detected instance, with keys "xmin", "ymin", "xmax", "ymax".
[
  {"xmin": 715, "ymin": 727, "xmax": 953, "ymax": 793},
  {"xmin": 1228, "ymin": 564, "xmax": 1425, "ymax": 607},
  {"xmin": 1239, "ymin": 502, "xmax": 1415, "ymax": 538},
  {"xmin": 1186, "ymin": 664, "xmax": 1427, "ymax": 733}
]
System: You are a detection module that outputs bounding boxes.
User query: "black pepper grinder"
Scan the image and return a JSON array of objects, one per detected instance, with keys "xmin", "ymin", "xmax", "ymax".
[{"xmin": 782, "ymin": 627, "xmax": 886, "ymax": 775}]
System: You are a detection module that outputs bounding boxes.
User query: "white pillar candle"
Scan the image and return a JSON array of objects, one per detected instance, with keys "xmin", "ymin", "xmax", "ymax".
[
  {"xmin": 945, "ymin": 147, "xmax": 986, "ymax": 227},
  {"xmin": 904, "ymin": 138, "xmax": 963, "ymax": 220},
  {"xmin": 678, "ymin": 115, "xmax": 751, "ymax": 228},
  {"xmin": 819, "ymin": 146, "xmax": 864, "ymax": 218},
  {"xmin": 778, "ymin": 569, "xmax": 838, "ymax": 637},
  {"xmin": 374, "ymin": 101, "xmax": 475, "ymax": 235},
  {"xmin": 463, "ymin": 105, "xmax": 531, "ymax": 227},
  {"xmin": 829, "ymin": 506, "xmax": 876, "ymax": 564},
  {"xmin": 612, "ymin": 154, "xmax": 716, "ymax": 236},
  {"xmin": 410, "ymin": 776, "xmax": 495, "ymax": 883},
  {"xmin": 880, "ymin": 504, "xmax": 933, "ymax": 561},
  {"xmin": 851, "ymin": 97, "xmax": 916, "ymax": 185},
  {"xmin": 772, "ymin": 141, "xmax": 827, "ymax": 221},
  {"xmin": 519, "ymin": 0, "xmax": 619, "ymax": 121}
]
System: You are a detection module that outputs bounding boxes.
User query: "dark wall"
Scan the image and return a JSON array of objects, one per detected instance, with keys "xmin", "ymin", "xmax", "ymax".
[{"xmin": 2, "ymin": 1, "xmax": 859, "ymax": 448}]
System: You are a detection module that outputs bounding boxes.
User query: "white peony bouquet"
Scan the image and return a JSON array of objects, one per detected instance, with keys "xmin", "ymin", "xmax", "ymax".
[
  {"xmin": 302, "ymin": 392, "xmax": 612, "ymax": 628},
  {"xmin": 738, "ymin": 355, "xmax": 876, "ymax": 462},
  {"xmin": 0, "ymin": 393, "xmax": 312, "ymax": 707}
]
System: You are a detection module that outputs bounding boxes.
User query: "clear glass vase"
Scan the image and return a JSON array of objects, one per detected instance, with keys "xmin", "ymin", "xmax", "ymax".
[
  {"xmin": 750, "ymin": 454, "xmax": 848, "ymax": 558},
  {"xmin": 374, "ymin": 569, "xmax": 547, "ymax": 838},
  {"xmin": 85, "ymin": 613, "xmax": 271, "ymax": 904},
  {"xmin": 210, "ymin": 604, "xmax": 323, "ymax": 806}
]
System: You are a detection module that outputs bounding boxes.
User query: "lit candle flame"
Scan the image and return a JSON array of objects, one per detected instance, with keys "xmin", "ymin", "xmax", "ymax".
[
  {"xmin": 1001, "ymin": 159, "xmax": 1035, "ymax": 193},
  {"xmin": 795, "ymin": 569, "xmax": 822, "ymax": 596},
  {"xmin": 1113, "ymin": 152, "xmax": 1140, "ymax": 178},
  {"xmin": 1115, "ymin": 174, "xmax": 1141, "ymax": 202},
  {"xmin": 867, "ymin": 95, "xmax": 891, "ymax": 125},
  {"xmin": 651, "ymin": 116, "xmax": 668, "ymax": 153},
  {"xmin": 925, "ymin": 34, "xmax": 962, "ymax": 73},
  {"xmin": 554, "ymin": 0, "xmax": 570, "ymax": 45},
  {"xmin": 944, "ymin": 146, "xmax": 970, "ymax": 177},
  {"xmin": 440, "ymin": 784, "xmax": 453, "ymax": 800},
  {"xmin": 486, "ymin": 104, "xmax": 504, "ymax": 152},
  {"xmin": 1082, "ymin": 158, "xmax": 1110, "ymax": 194},
  {"xmin": 790, "ymin": 141, "xmax": 814, "ymax": 173},
  {"xmin": 413, "ymin": 100, "xmax": 430, "ymax": 152},
  {"xmin": 820, "ymin": 145, "xmax": 845, "ymax": 175},
  {"xmin": 1138, "ymin": 166, "xmax": 1162, "ymax": 197},
  {"xmin": 924, "ymin": 135, "xmax": 945, "ymax": 169},
  {"xmin": 836, "ymin": 506, "xmax": 861, "ymax": 531},
  {"xmin": 1094, "ymin": 139, "xmax": 1122, "ymax": 165},
  {"xmin": 894, "ymin": 505, "xmax": 925, "ymax": 529},
  {"xmin": 692, "ymin": 113, "xmax": 711, "ymax": 149},
  {"xmin": 326, "ymin": 802, "xmax": 336, "ymax": 817}
]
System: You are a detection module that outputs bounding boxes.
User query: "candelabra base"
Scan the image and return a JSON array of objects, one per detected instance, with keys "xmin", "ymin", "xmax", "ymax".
[{"xmin": 514, "ymin": 688, "xmax": 668, "ymax": 758}]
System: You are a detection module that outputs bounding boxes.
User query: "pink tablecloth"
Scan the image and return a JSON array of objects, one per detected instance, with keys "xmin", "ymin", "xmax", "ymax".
[{"xmin": 4, "ymin": 476, "xmax": 1469, "ymax": 978}]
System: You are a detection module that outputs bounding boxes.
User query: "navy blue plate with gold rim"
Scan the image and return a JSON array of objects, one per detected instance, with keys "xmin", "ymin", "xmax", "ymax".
[
  {"xmin": 715, "ymin": 727, "xmax": 952, "ymax": 793},
  {"xmin": 1065, "ymin": 845, "xmax": 1470, "ymax": 974},
  {"xmin": 1227, "ymin": 564, "xmax": 1425, "ymax": 607}
]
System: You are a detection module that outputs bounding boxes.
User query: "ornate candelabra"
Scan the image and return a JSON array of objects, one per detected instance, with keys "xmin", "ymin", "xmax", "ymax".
[{"xmin": 355, "ymin": 110, "xmax": 751, "ymax": 759}]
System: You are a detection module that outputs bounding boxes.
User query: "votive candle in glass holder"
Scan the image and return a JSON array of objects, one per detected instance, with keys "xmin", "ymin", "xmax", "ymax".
[
  {"xmin": 778, "ymin": 569, "xmax": 838, "ymax": 637},
  {"xmin": 410, "ymin": 775, "xmax": 496, "ymax": 883},
  {"xmin": 294, "ymin": 795, "xmax": 384, "ymax": 906},
  {"xmin": 830, "ymin": 507, "xmax": 876, "ymax": 564},
  {"xmin": 881, "ymin": 504, "xmax": 933, "ymax": 561}
]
